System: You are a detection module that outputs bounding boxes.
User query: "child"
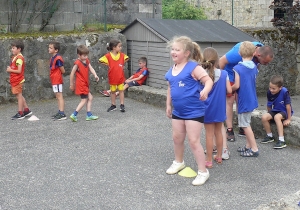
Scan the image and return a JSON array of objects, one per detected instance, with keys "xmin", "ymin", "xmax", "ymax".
[
  {"xmin": 69, "ymin": 45, "xmax": 99, "ymax": 122},
  {"xmin": 48, "ymin": 41, "xmax": 66, "ymax": 120},
  {"xmin": 261, "ymin": 75, "xmax": 293, "ymax": 149},
  {"xmin": 165, "ymin": 36, "xmax": 213, "ymax": 186},
  {"xmin": 99, "ymin": 39, "xmax": 129, "ymax": 112},
  {"xmin": 231, "ymin": 41, "xmax": 259, "ymax": 157},
  {"xmin": 202, "ymin": 47, "xmax": 232, "ymax": 168},
  {"xmin": 99, "ymin": 57, "xmax": 149, "ymax": 97},
  {"xmin": 6, "ymin": 40, "xmax": 32, "ymax": 120}
]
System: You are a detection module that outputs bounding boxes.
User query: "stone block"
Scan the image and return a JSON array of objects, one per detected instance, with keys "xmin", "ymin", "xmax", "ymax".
[
  {"xmin": 36, "ymin": 59, "xmax": 49, "ymax": 77},
  {"xmin": 54, "ymin": 24, "xmax": 75, "ymax": 32}
]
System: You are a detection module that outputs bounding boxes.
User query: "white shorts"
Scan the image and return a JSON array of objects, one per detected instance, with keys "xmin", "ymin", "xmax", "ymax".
[
  {"xmin": 238, "ymin": 112, "xmax": 252, "ymax": 127},
  {"xmin": 52, "ymin": 84, "xmax": 63, "ymax": 93}
]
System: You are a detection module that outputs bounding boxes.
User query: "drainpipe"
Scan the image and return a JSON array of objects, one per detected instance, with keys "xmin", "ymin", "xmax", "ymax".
[{"xmin": 231, "ymin": 0, "xmax": 233, "ymax": 25}]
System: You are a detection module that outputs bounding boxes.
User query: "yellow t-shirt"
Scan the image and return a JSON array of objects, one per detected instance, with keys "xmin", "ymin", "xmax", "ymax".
[{"xmin": 99, "ymin": 52, "xmax": 129, "ymax": 65}]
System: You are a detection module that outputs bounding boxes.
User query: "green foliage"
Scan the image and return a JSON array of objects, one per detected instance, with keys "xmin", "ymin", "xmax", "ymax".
[{"xmin": 162, "ymin": 0, "xmax": 207, "ymax": 20}]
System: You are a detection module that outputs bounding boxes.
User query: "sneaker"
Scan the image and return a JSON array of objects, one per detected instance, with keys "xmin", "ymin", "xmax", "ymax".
[
  {"xmin": 222, "ymin": 148, "xmax": 230, "ymax": 160},
  {"xmin": 23, "ymin": 110, "xmax": 32, "ymax": 117},
  {"xmin": 238, "ymin": 127, "xmax": 246, "ymax": 137},
  {"xmin": 261, "ymin": 135, "xmax": 275, "ymax": 144},
  {"xmin": 192, "ymin": 169, "xmax": 209, "ymax": 186},
  {"xmin": 120, "ymin": 104, "xmax": 125, "ymax": 112},
  {"xmin": 227, "ymin": 128, "xmax": 235, "ymax": 142},
  {"xmin": 86, "ymin": 115, "xmax": 99, "ymax": 121},
  {"xmin": 273, "ymin": 141, "xmax": 287, "ymax": 149},
  {"xmin": 107, "ymin": 105, "xmax": 117, "ymax": 112},
  {"xmin": 54, "ymin": 113, "xmax": 67, "ymax": 121},
  {"xmin": 166, "ymin": 160, "xmax": 185, "ymax": 174},
  {"xmin": 70, "ymin": 113, "xmax": 78, "ymax": 122},
  {"xmin": 100, "ymin": 90, "xmax": 110, "ymax": 97},
  {"xmin": 51, "ymin": 113, "xmax": 59, "ymax": 119},
  {"xmin": 11, "ymin": 112, "xmax": 25, "ymax": 120},
  {"xmin": 241, "ymin": 148, "xmax": 259, "ymax": 157}
]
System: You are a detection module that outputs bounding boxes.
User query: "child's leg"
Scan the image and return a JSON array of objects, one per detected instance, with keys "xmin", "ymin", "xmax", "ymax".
[
  {"xmin": 243, "ymin": 126, "xmax": 258, "ymax": 151},
  {"xmin": 262, "ymin": 113, "xmax": 273, "ymax": 134},
  {"xmin": 16, "ymin": 93, "xmax": 25, "ymax": 112},
  {"xmin": 214, "ymin": 122, "xmax": 223, "ymax": 159},
  {"xmin": 274, "ymin": 113, "xmax": 285, "ymax": 137},
  {"xmin": 172, "ymin": 119, "xmax": 186, "ymax": 163},
  {"xmin": 186, "ymin": 120, "xmax": 206, "ymax": 173},
  {"xmin": 204, "ymin": 123, "xmax": 214, "ymax": 162},
  {"xmin": 55, "ymin": 92, "xmax": 64, "ymax": 112},
  {"xmin": 221, "ymin": 123, "xmax": 228, "ymax": 149},
  {"xmin": 86, "ymin": 92, "xmax": 93, "ymax": 112},
  {"xmin": 225, "ymin": 95, "xmax": 235, "ymax": 130},
  {"xmin": 75, "ymin": 98, "xmax": 88, "ymax": 112},
  {"xmin": 123, "ymin": 83, "xmax": 129, "ymax": 91}
]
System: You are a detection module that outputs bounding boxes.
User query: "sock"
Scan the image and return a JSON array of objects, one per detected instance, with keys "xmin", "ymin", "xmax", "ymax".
[
  {"xmin": 267, "ymin": 133, "xmax": 273, "ymax": 137},
  {"xmin": 279, "ymin": 136, "xmax": 285, "ymax": 142},
  {"xmin": 24, "ymin": 108, "xmax": 29, "ymax": 112},
  {"xmin": 87, "ymin": 111, "xmax": 92, "ymax": 117},
  {"xmin": 73, "ymin": 111, "xmax": 78, "ymax": 116},
  {"xmin": 58, "ymin": 110, "xmax": 64, "ymax": 115},
  {"xmin": 18, "ymin": 111, "xmax": 23, "ymax": 115}
]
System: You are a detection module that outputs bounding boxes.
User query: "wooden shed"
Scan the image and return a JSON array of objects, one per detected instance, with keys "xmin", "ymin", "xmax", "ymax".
[{"xmin": 121, "ymin": 18, "xmax": 257, "ymax": 89}]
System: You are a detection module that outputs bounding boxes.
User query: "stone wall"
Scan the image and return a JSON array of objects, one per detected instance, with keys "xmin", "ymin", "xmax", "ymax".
[{"xmin": 0, "ymin": 32, "xmax": 126, "ymax": 104}]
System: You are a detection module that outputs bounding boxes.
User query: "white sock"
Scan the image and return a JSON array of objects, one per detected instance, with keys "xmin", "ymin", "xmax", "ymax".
[
  {"xmin": 279, "ymin": 136, "xmax": 285, "ymax": 142},
  {"xmin": 267, "ymin": 133, "xmax": 273, "ymax": 137}
]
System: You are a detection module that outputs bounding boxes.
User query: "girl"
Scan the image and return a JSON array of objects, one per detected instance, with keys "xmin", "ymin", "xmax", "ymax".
[
  {"xmin": 165, "ymin": 36, "xmax": 213, "ymax": 186},
  {"xmin": 99, "ymin": 39, "xmax": 129, "ymax": 112},
  {"xmin": 202, "ymin": 47, "xmax": 232, "ymax": 168}
]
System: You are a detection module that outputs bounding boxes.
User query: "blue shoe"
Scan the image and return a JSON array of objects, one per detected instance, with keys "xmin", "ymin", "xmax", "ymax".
[
  {"xmin": 86, "ymin": 115, "xmax": 98, "ymax": 121},
  {"xmin": 70, "ymin": 114, "xmax": 78, "ymax": 122}
]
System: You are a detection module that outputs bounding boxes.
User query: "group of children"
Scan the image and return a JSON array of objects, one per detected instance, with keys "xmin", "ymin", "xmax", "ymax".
[
  {"xmin": 7, "ymin": 37, "xmax": 293, "ymax": 187},
  {"xmin": 7, "ymin": 39, "xmax": 149, "ymax": 122},
  {"xmin": 164, "ymin": 36, "xmax": 293, "ymax": 186}
]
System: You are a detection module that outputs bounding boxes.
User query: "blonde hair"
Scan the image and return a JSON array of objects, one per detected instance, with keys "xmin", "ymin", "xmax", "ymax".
[
  {"xmin": 201, "ymin": 47, "xmax": 219, "ymax": 82},
  {"xmin": 239, "ymin": 41, "xmax": 256, "ymax": 58},
  {"xmin": 168, "ymin": 36, "xmax": 202, "ymax": 62}
]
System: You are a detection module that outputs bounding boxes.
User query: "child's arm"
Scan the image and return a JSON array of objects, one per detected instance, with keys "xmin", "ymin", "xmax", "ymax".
[
  {"xmin": 283, "ymin": 104, "xmax": 292, "ymax": 126},
  {"xmin": 69, "ymin": 65, "xmax": 77, "ymax": 91},
  {"xmin": 59, "ymin": 66, "xmax": 65, "ymax": 74},
  {"xmin": 226, "ymin": 79, "xmax": 232, "ymax": 94},
  {"xmin": 192, "ymin": 65, "xmax": 213, "ymax": 101},
  {"xmin": 166, "ymin": 83, "xmax": 172, "ymax": 119},
  {"xmin": 231, "ymin": 70, "xmax": 240, "ymax": 91},
  {"xmin": 6, "ymin": 63, "xmax": 22, "ymax": 74},
  {"xmin": 126, "ymin": 74, "xmax": 144, "ymax": 83},
  {"xmin": 88, "ymin": 64, "xmax": 99, "ymax": 82}
]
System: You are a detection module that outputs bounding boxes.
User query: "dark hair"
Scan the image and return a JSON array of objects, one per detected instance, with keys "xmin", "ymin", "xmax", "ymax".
[
  {"xmin": 77, "ymin": 45, "xmax": 89, "ymax": 55},
  {"xmin": 138, "ymin": 57, "xmax": 147, "ymax": 66},
  {"xmin": 49, "ymin": 41, "xmax": 60, "ymax": 51},
  {"xmin": 107, "ymin": 39, "xmax": 121, "ymax": 51},
  {"xmin": 258, "ymin": 45, "xmax": 274, "ymax": 59},
  {"xmin": 11, "ymin": 40, "xmax": 24, "ymax": 52},
  {"xmin": 270, "ymin": 75, "xmax": 283, "ymax": 87},
  {"xmin": 201, "ymin": 47, "xmax": 219, "ymax": 82}
]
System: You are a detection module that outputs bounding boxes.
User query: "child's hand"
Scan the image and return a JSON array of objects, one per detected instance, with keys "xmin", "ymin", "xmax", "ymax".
[
  {"xmin": 199, "ymin": 90, "xmax": 208, "ymax": 101},
  {"xmin": 6, "ymin": 66, "xmax": 11, "ymax": 72},
  {"xmin": 283, "ymin": 119, "xmax": 291, "ymax": 126},
  {"xmin": 70, "ymin": 85, "xmax": 74, "ymax": 91},
  {"xmin": 95, "ymin": 75, "xmax": 99, "ymax": 82},
  {"xmin": 166, "ymin": 105, "xmax": 172, "ymax": 119}
]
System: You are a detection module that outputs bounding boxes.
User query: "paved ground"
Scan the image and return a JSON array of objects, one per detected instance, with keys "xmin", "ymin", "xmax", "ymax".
[{"xmin": 0, "ymin": 95, "xmax": 300, "ymax": 210}]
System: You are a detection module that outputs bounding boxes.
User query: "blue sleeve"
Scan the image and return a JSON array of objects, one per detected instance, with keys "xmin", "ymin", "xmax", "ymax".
[
  {"xmin": 284, "ymin": 91, "xmax": 291, "ymax": 105},
  {"xmin": 225, "ymin": 43, "xmax": 243, "ymax": 64},
  {"xmin": 56, "ymin": 59, "xmax": 64, "ymax": 67},
  {"xmin": 266, "ymin": 91, "xmax": 272, "ymax": 107},
  {"xmin": 142, "ymin": 70, "xmax": 149, "ymax": 76}
]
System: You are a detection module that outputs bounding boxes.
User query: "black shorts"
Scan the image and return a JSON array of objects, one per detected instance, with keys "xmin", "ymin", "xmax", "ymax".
[
  {"xmin": 127, "ymin": 81, "xmax": 140, "ymax": 87},
  {"xmin": 268, "ymin": 111, "xmax": 286, "ymax": 122},
  {"xmin": 80, "ymin": 94, "xmax": 88, "ymax": 99},
  {"xmin": 172, "ymin": 114, "xmax": 204, "ymax": 123}
]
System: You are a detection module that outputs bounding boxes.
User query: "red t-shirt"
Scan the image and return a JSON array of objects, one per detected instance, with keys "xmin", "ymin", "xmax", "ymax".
[
  {"xmin": 49, "ymin": 54, "xmax": 64, "ymax": 85},
  {"xmin": 132, "ymin": 67, "xmax": 149, "ymax": 85},
  {"xmin": 74, "ymin": 59, "xmax": 90, "ymax": 95},
  {"xmin": 10, "ymin": 54, "xmax": 25, "ymax": 87}
]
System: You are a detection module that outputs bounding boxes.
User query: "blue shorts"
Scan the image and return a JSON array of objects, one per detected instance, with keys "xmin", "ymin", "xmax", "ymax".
[{"xmin": 127, "ymin": 81, "xmax": 140, "ymax": 87}]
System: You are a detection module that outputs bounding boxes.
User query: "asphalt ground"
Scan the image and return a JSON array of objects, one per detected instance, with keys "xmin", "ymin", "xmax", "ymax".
[{"xmin": 0, "ymin": 95, "xmax": 300, "ymax": 210}]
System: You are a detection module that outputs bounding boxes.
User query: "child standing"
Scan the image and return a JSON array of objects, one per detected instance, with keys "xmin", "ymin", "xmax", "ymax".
[
  {"xmin": 261, "ymin": 75, "xmax": 293, "ymax": 149},
  {"xmin": 202, "ymin": 47, "xmax": 232, "ymax": 168},
  {"xmin": 165, "ymin": 36, "xmax": 213, "ymax": 186},
  {"xmin": 7, "ymin": 40, "xmax": 32, "ymax": 120},
  {"xmin": 69, "ymin": 45, "xmax": 99, "ymax": 122},
  {"xmin": 231, "ymin": 41, "xmax": 259, "ymax": 157},
  {"xmin": 99, "ymin": 39, "xmax": 129, "ymax": 112},
  {"xmin": 48, "ymin": 41, "xmax": 66, "ymax": 120}
]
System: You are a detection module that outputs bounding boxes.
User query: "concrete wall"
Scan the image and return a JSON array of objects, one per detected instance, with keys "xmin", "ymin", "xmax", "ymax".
[{"xmin": 0, "ymin": 32, "xmax": 126, "ymax": 104}]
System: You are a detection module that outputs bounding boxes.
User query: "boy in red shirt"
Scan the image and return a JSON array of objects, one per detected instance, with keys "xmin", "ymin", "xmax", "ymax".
[
  {"xmin": 7, "ymin": 40, "xmax": 32, "ymax": 120},
  {"xmin": 48, "ymin": 41, "xmax": 66, "ymax": 120}
]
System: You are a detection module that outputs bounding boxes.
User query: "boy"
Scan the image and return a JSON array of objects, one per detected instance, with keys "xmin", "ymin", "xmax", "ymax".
[
  {"xmin": 99, "ymin": 57, "xmax": 149, "ymax": 97},
  {"xmin": 49, "ymin": 41, "xmax": 66, "ymax": 120},
  {"xmin": 231, "ymin": 41, "xmax": 259, "ymax": 157},
  {"xmin": 261, "ymin": 75, "xmax": 292, "ymax": 149},
  {"xmin": 69, "ymin": 45, "xmax": 99, "ymax": 122},
  {"xmin": 6, "ymin": 40, "xmax": 32, "ymax": 120}
]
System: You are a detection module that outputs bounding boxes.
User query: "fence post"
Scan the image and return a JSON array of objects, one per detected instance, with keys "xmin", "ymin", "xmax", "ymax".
[{"xmin": 103, "ymin": 0, "xmax": 107, "ymax": 31}]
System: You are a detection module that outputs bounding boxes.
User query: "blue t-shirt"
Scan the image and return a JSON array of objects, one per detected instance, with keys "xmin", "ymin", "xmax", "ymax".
[
  {"xmin": 267, "ymin": 87, "xmax": 293, "ymax": 117},
  {"xmin": 225, "ymin": 41, "xmax": 263, "ymax": 82},
  {"xmin": 50, "ymin": 54, "xmax": 64, "ymax": 69},
  {"xmin": 165, "ymin": 61, "xmax": 206, "ymax": 119}
]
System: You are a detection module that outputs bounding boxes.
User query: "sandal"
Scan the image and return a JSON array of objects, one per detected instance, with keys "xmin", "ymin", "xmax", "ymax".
[
  {"xmin": 213, "ymin": 155, "xmax": 222, "ymax": 164},
  {"xmin": 241, "ymin": 149, "xmax": 259, "ymax": 157},
  {"xmin": 237, "ymin": 146, "xmax": 250, "ymax": 152},
  {"xmin": 205, "ymin": 161, "xmax": 213, "ymax": 168}
]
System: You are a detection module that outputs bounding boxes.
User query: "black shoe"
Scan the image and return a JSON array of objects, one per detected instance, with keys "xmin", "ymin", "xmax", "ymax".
[
  {"xmin": 54, "ymin": 113, "xmax": 67, "ymax": 121},
  {"xmin": 273, "ymin": 141, "xmax": 287, "ymax": 149},
  {"xmin": 51, "ymin": 113, "xmax": 59, "ymax": 119},
  {"xmin": 226, "ymin": 128, "xmax": 235, "ymax": 142},
  {"xmin": 238, "ymin": 128, "xmax": 246, "ymax": 137},
  {"xmin": 11, "ymin": 112, "xmax": 25, "ymax": 120},
  {"xmin": 120, "ymin": 104, "xmax": 125, "ymax": 112},
  {"xmin": 261, "ymin": 135, "xmax": 275, "ymax": 144},
  {"xmin": 107, "ymin": 105, "xmax": 117, "ymax": 112},
  {"xmin": 23, "ymin": 110, "xmax": 32, "ymax": 117}
]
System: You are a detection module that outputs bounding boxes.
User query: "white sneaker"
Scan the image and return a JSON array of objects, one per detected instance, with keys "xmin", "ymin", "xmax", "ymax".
[
  {"xmin": 166, "ymin": 160, "xmax": 185, "ymax": 174},
  {"xmin": 192, "ymin": 169, "xmax": 209, "ymax": 186},
  {"xmin": 222, "ymin": 148, "xmax": 230, "ymax": 160}
]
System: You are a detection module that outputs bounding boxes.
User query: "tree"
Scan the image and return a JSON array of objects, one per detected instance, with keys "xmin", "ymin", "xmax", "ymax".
[{"xmin": 162, "ymin": 0, "xmax": 207, "ymax": 20}]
